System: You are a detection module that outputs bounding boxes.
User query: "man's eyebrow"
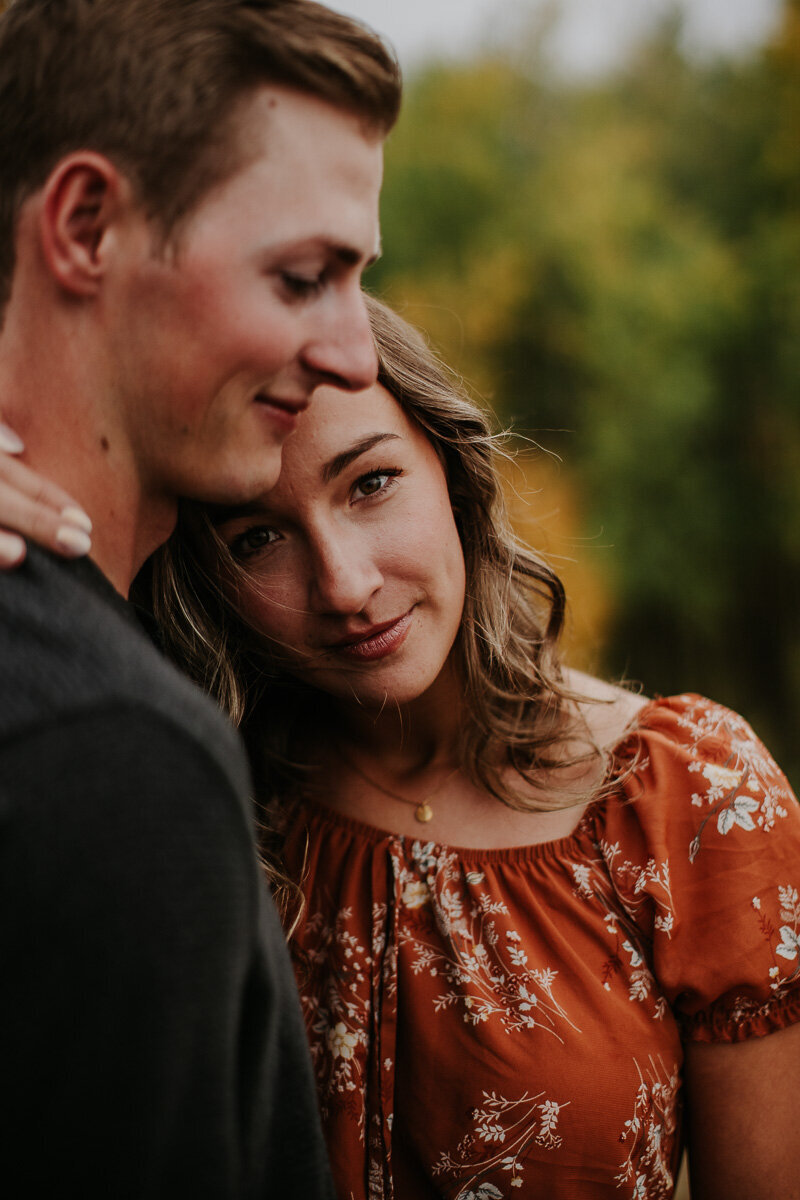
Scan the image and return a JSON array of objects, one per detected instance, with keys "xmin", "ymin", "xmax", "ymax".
[
  {"xmin": 332, "ymin": 240, "xmax": 381, "ymax": 269},
  {"xmin": 275, "ymin": 236, "xmax": 381, "ymax": 268},
  {"xmin": 322, "ymin": 433, "xmax": 400, "ymax": 484}
]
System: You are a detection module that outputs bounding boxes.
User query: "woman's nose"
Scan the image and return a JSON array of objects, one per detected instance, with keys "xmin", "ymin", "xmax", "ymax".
[{"xmin": 310, "ymin": 533, "xmax": 383, "ymax": 614}]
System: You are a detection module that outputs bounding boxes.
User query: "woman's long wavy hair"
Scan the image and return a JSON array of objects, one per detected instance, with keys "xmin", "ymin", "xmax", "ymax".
[{"xmin": 134, "ymin": 297, "xmax": 605, "ymax": 916}]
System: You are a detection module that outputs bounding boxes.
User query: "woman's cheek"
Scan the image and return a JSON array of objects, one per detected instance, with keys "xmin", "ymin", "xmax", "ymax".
[{"xmin": 236, "ymin": 579, "xmax": 290, "ymax": 641}]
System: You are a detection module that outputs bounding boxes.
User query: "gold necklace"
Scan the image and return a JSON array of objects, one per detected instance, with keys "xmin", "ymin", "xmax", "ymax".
[{"xmin": 339, "ymin": 752, "xmax": 459, "ymax": 823}]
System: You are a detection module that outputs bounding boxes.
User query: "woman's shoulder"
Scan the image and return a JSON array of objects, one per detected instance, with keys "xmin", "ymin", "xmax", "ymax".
[
  {"xmin": 586, "ymin": 688, "xmax": 799, "ymax": 868},
  {"xmin": 566, "ymin": 674, "xmax": 792, "ymax": 805},
  {"xmin": 564, "ymin": 668, "xmax": 650, "ymax": 754}
]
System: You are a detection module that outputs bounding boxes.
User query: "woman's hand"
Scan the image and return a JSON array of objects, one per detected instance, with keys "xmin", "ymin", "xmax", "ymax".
[
  {"xmin": 0, "ymin": 423, "xmax": 92, "ymax": 566},
  {"xmin": 684, "ymin": 1021, "xmax": 800, "ymax": 1198}
]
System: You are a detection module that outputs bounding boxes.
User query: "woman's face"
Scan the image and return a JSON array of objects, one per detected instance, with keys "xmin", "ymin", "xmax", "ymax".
[{"xmin": 215, "ymin": 382, "xmax": 467, "ymax": 710}]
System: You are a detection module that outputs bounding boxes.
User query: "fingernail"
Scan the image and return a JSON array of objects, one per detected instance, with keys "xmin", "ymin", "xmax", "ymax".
[
  {"xmin": 61, "ymin": 505, "xmax": 93, "ymax": 533},
  {"xmin": 56, "ymin": 526, "xmax": 92, "ymax": 557},
  {"xmin": 0, "ymin": 424, "xmax": 25, "ymax": 454},
  {"xmin": 0, "ymin": 530, "xmax": 25, "ymax": 563}
]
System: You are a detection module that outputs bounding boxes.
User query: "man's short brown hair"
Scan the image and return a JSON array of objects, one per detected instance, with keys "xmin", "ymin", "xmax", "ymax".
[{"xmin": 0, "ymin": 0, "xmax": 401, "ymax": 311}]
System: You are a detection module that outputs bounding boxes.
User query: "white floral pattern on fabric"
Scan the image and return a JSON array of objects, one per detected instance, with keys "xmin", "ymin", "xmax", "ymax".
[
  {"xmin": 569, "ymin": 840, "xmax": 674, "ymax": 1016},
  {"xmin": 432, "ymin": 1090, "xmax": 569, "ymax": 1198},
  {"xmin": 731, "ymin": 885, "xmax": 800, "ymax": 1027},
  {"xmin": 675, "ymin": 697, "xmax": 791, "ymax": 859},
  {"xmin": 615, "ymin": 1057, "xmax": 679, "ymax": 1198},
  {"xmin": 396, "ymin": 840, "xmax": 580, "ymax": 1039},
  {"xmin": 368, "ymin": 895, "xmax": 397, "ymax": 1200},
  {"xmin": 297, "ymin": 907, "xmax": 371, "ymax": 1136}
]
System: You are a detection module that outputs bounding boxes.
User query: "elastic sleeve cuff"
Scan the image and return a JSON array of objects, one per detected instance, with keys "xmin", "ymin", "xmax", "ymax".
[{"xmin": 680, "ymin": 984, "xmax": 800, "ymax": 1044}]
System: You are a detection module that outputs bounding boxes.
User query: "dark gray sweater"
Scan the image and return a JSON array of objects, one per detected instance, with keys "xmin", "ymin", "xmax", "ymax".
[{"xmin": 0, "ymin": 548, "xmax": 333, "ymax": 1198}]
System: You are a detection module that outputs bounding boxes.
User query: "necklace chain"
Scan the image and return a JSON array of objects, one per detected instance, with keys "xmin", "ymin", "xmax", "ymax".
[{"xmin": 338, "ymin": 751, "xmax": 459, "ymax": 823}]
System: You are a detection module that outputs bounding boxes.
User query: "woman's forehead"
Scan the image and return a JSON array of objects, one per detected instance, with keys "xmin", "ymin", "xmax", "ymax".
[{"xmin": 285, "ymin": 381, "xmax": 411, "ymax": 461}]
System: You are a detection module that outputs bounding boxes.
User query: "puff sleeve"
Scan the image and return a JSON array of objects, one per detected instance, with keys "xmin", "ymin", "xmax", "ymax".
[{"xmin": 601, "ymin": 694, "xmax": 800, "ymax": 1043}]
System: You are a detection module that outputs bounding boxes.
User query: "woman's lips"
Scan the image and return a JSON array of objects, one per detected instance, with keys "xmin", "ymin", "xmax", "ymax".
[{"xmin": 330, "ymin": 610, "xmax": 413, "ymax": 662}]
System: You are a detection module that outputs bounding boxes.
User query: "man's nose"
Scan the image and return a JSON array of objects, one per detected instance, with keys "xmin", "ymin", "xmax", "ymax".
[{"xmin": 301, "ymin": 288, "xmax": 378, "ymax": 393}]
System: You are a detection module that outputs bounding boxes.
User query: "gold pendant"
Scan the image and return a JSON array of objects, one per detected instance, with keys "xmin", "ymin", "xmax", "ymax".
[{"xmin": 415, "ymin": 801, "xmax": 434, "ymax": 823}]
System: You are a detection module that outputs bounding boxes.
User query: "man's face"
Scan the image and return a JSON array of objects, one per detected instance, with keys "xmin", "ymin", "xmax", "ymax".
[{"xmin": 110, "ymin": 87, "xmax": 384, "ymax": 506}]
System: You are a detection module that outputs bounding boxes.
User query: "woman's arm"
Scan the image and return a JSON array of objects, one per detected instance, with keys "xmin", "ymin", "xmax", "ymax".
[
  {"xmin": 0, "ymin": 423, "xmax": 92, "ymax": 565},
  {"xmin": 683, "ymin": 1021, "xmax": 800, "ymax": 1199}
]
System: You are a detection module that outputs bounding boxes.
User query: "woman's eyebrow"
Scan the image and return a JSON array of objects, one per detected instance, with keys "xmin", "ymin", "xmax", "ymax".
[
  {"xmin": 209, "ymin": 433, "xmax": 403, "ymax": 526},
  {"xmin": 321, "ymin": 433, "xmax": 400, "ymax": 484}
]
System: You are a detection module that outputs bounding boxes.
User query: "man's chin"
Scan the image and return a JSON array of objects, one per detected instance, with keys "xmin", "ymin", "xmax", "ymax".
[{"xmin": 191, "ymin": 458, "xmax": 283, "ymax": 509}]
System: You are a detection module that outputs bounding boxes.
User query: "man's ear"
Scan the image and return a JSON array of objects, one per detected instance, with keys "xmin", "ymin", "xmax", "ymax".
[{"xmin": 39, "ymin": 152, "xmax": 130, "ymax": 297}]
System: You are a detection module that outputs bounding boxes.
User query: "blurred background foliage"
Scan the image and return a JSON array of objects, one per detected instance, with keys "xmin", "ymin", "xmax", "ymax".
[{"xmin": 368, "ymin": 0, "xmax": 800, "ymax": 786}]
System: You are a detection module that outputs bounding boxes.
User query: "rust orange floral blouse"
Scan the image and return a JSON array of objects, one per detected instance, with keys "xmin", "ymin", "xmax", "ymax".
[{"xmin": 284, "ymin": 696, "xmax": 800, "ymax": 1199}]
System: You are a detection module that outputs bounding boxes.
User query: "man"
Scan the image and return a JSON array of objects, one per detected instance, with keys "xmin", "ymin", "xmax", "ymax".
[{"xmin": 0, "ymin": 0, "xmax": 400, "ymax": 1193}]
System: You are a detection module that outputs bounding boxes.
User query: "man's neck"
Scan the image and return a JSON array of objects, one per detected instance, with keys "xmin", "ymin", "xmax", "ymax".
[
  {"xmin": 87, "ymin": 492, "xmax": 178, "ymax": 597},
  {"xmin": 0, "ymin": 338, "xmax": 176, "ymax": 597}
]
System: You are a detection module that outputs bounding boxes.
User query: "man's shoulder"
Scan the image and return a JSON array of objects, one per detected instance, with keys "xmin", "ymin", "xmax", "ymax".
[{"xmin": 0, "ymin": 548, "xmax": 247, "ymax": 790}]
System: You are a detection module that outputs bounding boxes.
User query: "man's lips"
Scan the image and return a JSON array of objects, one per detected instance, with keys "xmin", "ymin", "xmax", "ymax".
[
  {"xmin": 326, "ymin": 610, "xmax": 414, "ymax": 662},
  {"xmin": 254, "ymin": 393, "xmax": 310, "ymax": 429}
]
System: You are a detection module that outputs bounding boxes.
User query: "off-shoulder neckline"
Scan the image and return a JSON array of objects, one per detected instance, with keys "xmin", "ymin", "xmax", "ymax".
[{"xmin": 296, "ymin": 693, "xmax": 702, "ymax": 864}]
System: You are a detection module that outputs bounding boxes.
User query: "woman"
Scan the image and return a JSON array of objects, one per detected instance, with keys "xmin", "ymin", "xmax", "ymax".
[{"xmin": 2, "ymin": 297, "xmax": 800, "ymax": 1198}]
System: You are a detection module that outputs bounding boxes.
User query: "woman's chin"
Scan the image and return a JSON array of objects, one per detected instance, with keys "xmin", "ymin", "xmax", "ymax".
[{"xmin": 327, "ymin": 672, "xmax": 447, "ymax": 719}]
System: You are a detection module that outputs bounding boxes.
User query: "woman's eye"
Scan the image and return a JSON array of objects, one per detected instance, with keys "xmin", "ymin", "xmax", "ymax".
[
  {"xmin": 227, "ymin": 526, "xmax": 280, "ymax": 559},
  {"xmin": 352, "ymin": 469, "xmax": 401, "ymax": 501}
]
